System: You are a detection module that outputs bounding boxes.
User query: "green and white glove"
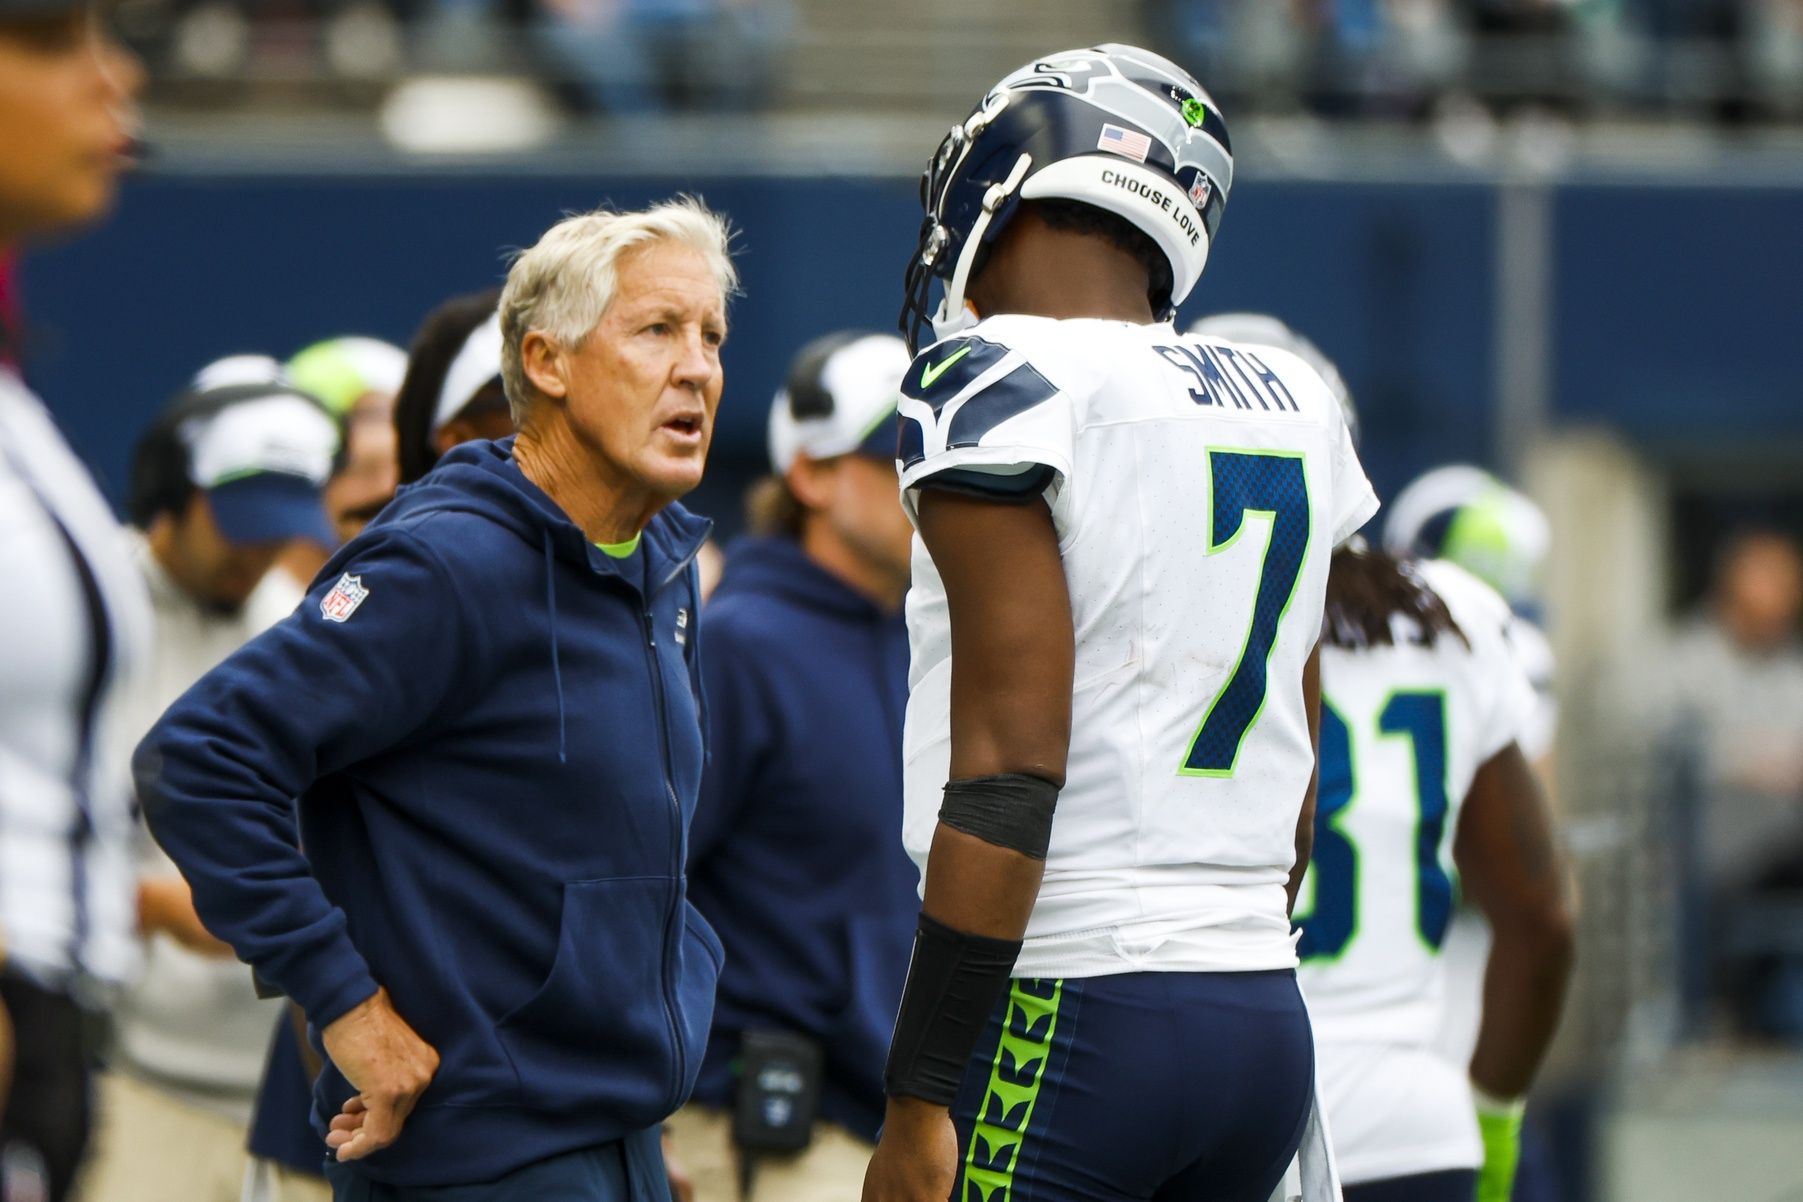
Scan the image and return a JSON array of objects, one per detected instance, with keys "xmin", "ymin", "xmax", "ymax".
[{"xmin": 1473, "ymin": 1085, "xmax": 1525, "ymax": 1202}]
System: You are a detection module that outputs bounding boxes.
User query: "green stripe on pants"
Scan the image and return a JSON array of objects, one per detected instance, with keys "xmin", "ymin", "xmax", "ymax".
[{"xmin": 962, "ymin": 978, "xmax": 1063, "ymax": 1202}]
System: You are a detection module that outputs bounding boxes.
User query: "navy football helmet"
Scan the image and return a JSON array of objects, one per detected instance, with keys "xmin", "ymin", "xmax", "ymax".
[{"xmin": 901, "ymin": 44, "xmax": 1234, "ymax": 352}]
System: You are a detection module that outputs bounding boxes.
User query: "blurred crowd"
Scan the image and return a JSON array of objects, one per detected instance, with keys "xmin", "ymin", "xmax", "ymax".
[
  {"xmin": 1650, "ymin": 528, "xmax": 1803, "ymax": 1042},
  {"xmin": 118, "ymin": 0, "xmax": 1803, "ymax": 122},
  {"xmin": 1154, "ymin": 0, "xmax": 1803, "ymax": 122},
  {"xmin": 116, "ymin": 0, "xmax": 791, "ymax": 113}
]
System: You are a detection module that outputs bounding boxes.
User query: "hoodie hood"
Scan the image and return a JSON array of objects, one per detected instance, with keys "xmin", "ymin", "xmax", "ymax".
[
  {"xmin": 368, "ymin": 436, "xmax": 712, "ymax": 765},
  {"xmin": 380, "ymin": 436, "xmax": 712, "ymax": 591}
]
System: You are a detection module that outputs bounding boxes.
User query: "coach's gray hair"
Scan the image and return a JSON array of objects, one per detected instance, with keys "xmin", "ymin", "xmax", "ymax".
[{"xmin": 499, "ymin": 197, "xmax": 738, "ymax": 424}]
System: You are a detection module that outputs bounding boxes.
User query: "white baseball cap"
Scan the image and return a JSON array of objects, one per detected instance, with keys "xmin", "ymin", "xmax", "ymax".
[
  {"xmin": 190, "ymin": 353, "xmax": 291, "ymax": 393},
  {"xmin": 767, "ymin": 332, "xmax": 910, "ymax": 473},
  {"xmin": 180, "ymin": 385, "xmax": 341, "ymax": 545}
]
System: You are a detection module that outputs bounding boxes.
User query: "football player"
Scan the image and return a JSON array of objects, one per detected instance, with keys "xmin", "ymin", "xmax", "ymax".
[
  {"xmin": 1196, "ymin": 317, "xmax": 1574, "ymax": 1202},
  {"xmin": 864, "ymin": 47, "xmax": 1377, "ymax": 1202},
  {"xmin": 1384, "ymin": 463, "xmax": 1562, "ymax": 1202}
]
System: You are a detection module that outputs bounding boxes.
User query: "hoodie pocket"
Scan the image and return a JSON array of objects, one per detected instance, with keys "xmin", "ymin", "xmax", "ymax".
[
  {"xmin": 496, "ymin": 876, "xmax": 689, "ymax": 1118},
  {"xmin": 671, "ymin": 902, "xmax": 724, "ymax": 1107}
]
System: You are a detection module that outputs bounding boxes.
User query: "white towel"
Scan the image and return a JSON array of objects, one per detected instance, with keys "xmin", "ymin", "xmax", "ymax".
[{"xmin": 1268, "ymin": 1085, "xmax": 1342, "ymax": 1202}]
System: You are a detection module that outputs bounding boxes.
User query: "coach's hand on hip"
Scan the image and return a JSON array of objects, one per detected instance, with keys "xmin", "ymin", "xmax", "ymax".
[
  {"xmin": 861, "ymin": 1097, "xmax": 958, "ymax": 1202},
  {"xmin": 321, "ymin": 988, "xmax": 440, "ymax": 1161}
]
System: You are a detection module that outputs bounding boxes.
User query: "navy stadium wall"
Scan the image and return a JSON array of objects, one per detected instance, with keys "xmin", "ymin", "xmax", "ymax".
[{"xmin": 15, "ymin": 170, "xmax": 1801, "ymax": 535}]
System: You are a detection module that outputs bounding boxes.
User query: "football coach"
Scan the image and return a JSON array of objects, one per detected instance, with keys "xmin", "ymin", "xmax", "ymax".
[{"xmin": 133, "ymin": 197, "xmax": 736, "ymax": 1201}]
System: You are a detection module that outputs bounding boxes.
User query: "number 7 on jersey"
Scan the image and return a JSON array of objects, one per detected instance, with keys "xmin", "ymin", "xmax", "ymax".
[{"xmin": 1180, "ymin": 449, "xmax": 1312, "ymax": 776}]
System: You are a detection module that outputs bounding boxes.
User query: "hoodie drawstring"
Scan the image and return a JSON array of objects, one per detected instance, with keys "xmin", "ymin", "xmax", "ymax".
[{"xmin": 543, "ymin": 531, "xmax": 567, "ymax": 764}]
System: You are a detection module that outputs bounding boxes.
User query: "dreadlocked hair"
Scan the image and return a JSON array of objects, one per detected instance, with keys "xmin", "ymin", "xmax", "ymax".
[
  {"xmin": 1024, "ymin": 199, "xmax": 1174, "ymax": 315},
  {"xmin": 1325, "ymin": 543, "xmax": 1468, "ymax": 652}
]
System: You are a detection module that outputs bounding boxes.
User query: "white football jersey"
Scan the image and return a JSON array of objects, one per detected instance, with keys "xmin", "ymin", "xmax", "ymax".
[
  {"xmin": 1297, "ymin": 559, "xmax": 1537, "ymax": 1182},
  {"xmin": 897, "ymin": 315, "xmax": 1378, "ymax": 979}
]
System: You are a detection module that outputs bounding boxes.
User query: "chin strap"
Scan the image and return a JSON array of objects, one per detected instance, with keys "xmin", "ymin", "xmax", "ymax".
[{"xmin": 930, "ymin": 152, "xmax": 1033, "ymax": 343}]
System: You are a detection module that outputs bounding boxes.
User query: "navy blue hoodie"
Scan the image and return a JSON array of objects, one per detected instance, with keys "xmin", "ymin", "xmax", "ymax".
[
  {"xmin": 134, "ymin": 437, "xmax": 723, "ymax": 1187},
  {"xmin": 685, "ymin": 536, "xmax": 916, "ymax": 1141}
]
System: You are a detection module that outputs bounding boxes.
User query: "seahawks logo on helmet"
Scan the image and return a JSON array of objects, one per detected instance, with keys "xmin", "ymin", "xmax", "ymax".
[
  {"xmin": 1005, "ymin": 56, "xmax": 1111, "ymax": 94},
  {"xmin": 901, "ymin": 44, "xmax": 1234, "ymax": 352}
]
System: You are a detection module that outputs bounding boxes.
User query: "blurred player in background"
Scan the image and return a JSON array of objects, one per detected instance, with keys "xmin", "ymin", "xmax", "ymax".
[
  {"xmin": 1382, "ymin": 464, "xmax": 1564, "ymax": 1201},
  {"xmin": 1303, "ymin": 539, "xmax": 1573, "ymax": 1202},
  {"xmin": 80, "ymin": 371, "xmax": 342, "ymax": 1202},
  {"xmin": 670, "ymin": 331, "xmax": 915, "ymax": 1202},
  {"xmin": 231, "ymin": 336, "xmax": 408, "ymax": 608},
  {"xmin": 1383, "ymin": 467, "xmax": 1555, "ymax": 767},
  {"xmin": 0, "ymin": 6, "xmax": 149, "ymax": 1199},
  {"xmin": 1663, "ymin": 529, "xmax": 1803, "ymax": 1040},
  {"xmin": 390, "ymin": 289, "xmax": 512, "ymax": 485},
  {"xmin": 1196, "ymin": 316, "xmax": 1574, "ymax": 1202},
  {"xmin": 287, "ymin": 336, "xmax": 409, "ymax": 542},
  {"xmin": 865, "ymin": 45, "xmax": 1375, "ymax": 1202}
]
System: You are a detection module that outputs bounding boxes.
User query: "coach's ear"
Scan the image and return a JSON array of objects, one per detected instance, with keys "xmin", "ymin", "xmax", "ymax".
[{"xmin": 519, "ymin": 331, "xmax": 568, "ymax": 406}]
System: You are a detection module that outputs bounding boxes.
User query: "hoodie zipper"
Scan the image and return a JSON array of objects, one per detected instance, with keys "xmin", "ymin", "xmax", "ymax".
[
  {"xmin": 638, "ymin": 541, "xmax": 706, "ymax": 1110},
  {"xmin": 639, "ymin": 606, "xmax": 686, "ymax": 1107}
]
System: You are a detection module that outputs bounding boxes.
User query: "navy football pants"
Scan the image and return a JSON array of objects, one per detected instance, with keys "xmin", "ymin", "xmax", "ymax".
[
  {"xmin": 323, "ymin": 1127, "xmax": 670, "ymax": 1202},
  {"xmin": 950, "ymin": 970, "xmax": 1314, "ymax": 1202},
  {"xmin": 1344, "ymin": 1170, "xmax": 1478, "ymax": 1202}
]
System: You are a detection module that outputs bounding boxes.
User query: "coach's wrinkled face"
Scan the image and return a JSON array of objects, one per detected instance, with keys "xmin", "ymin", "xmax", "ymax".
[{"xmin": 530, "ymin": 241, "xmax": 726, "ymax": 503}]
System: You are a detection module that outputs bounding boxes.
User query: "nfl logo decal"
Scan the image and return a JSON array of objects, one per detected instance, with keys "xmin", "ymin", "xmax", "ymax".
[
  {"xmin": 1189, "ymin": 176, "xmax": 1212, "ymax": 207},
  {"xmin": 320, "ymin": 573, "xmax": 369, "ymax": 623}
]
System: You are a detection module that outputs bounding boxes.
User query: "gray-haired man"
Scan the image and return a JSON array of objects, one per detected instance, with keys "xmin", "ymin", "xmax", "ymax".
[{"xmin": 136, "ymin": 199, "xmax": 736, "ymax": 1201}]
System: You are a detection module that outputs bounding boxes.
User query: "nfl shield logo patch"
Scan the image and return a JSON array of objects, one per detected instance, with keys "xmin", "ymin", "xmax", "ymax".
[
  {"xmin": 320, "ymin": 573, "xmax": 369, "ymax": 623},
  {"xmin": 1189, "ymin": 176, "xmax": 1213, "ymax": 208}
]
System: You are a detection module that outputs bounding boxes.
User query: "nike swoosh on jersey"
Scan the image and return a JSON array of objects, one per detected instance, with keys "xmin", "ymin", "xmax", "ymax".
[
  {"xmin": 902, "ymin": 338, "xmax": 1011, "ymax": 410},
  {"xmin": 919, "ymin": 345, "xmax": 973, "ymax": 388}
]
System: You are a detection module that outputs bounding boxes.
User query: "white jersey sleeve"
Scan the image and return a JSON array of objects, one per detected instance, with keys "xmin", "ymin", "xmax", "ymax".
[{"xmin": 896, "ymin": 317, "xmax": 1087, "ymax": 530}]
